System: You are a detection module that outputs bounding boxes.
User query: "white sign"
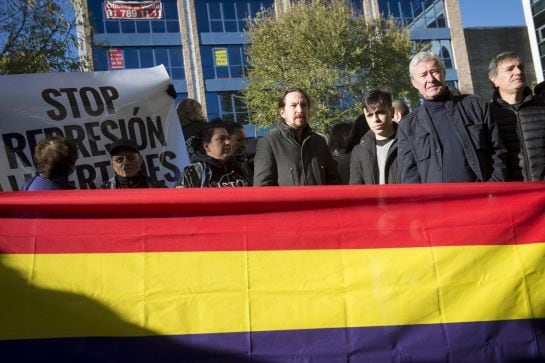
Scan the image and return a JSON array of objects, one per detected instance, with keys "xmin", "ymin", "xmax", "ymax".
[{"xmin": 0, "ymin": 65, "xmax": 189, "ymax": 191}]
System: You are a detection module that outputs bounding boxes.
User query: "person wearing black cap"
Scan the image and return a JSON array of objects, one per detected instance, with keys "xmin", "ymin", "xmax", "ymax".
[{"xmin": 100, "ymin": 138, "xmax": 165, "ymax": 189}]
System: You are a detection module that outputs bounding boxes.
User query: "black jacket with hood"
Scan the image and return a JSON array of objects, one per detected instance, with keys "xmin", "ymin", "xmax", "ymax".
[{"xmin": 175, "ymin": 154, "xmax": 251, "ymax": 188}]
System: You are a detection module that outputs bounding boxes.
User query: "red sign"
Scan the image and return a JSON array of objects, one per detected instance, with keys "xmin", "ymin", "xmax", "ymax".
[
  {"xmin": 104, "ymin": 1, "xmax": 163, "ymax": 19},
  {"xmin": 108, "ymin": 48, "xmax": 125, "ymax": 69}
]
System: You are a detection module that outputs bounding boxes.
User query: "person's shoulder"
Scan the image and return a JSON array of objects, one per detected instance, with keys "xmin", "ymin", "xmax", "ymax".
[
  {"xmin": 399, "ymin": 107, "xmax": 420, "ymax": 130},
  {"xmin": 183, "ymin": 161, "xmax": 208, "ymax": 177},
  {"xmin": 525, "ymin": 94, "xmax": 545, "ymax": 108},
  {"xmin": 309, "ymin": 131, "xmax": 327, "ymax": 142},
  {"xmin": 99, "ymin": 181, "xmax": 112, "ymax": 189},
  {"xmin": 147, "ymin": 177, "xmax": 166, "ymax": 188},
  {"xmin": 24, "ymin": 175, "xmax": 60, "ymax": 191},
  {"xmin": 99, "ymin": 176, "xmax": 115, "ymax": 189},
  {"xmin": 455, "ymin": 93, "xmax": 487, "ymax": 108},
  {"xmin": 266, "ymin": 126, "xmax": 283, "ymax": 138}
]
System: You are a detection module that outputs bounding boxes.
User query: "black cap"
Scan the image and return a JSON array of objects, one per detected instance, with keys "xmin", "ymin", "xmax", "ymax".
[{"xmin": 108, "ymin": 138, "xmax": 140, "ymax": 155}]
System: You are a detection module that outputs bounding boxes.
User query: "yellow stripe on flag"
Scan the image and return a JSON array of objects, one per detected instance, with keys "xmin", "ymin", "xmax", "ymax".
[{"xmin": 1, "ymin": 243, "xmax": 545, "ymax": 340}]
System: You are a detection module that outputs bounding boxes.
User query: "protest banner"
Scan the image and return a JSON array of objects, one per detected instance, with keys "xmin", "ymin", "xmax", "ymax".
[{"xmin": 0, "ymin": 65, "xmax": 188, "ymax": 190}]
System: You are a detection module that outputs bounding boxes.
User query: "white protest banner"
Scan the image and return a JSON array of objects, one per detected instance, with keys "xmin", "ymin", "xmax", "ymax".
[{"xmin": 0, "ymin": 65, "xmax": 189, "ymax": 190}]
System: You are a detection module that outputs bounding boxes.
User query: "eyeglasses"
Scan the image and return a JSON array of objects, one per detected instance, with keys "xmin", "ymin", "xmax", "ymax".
[{"xmin": 112, "ymin": 153, "xmax": 139, "ymax": 164}]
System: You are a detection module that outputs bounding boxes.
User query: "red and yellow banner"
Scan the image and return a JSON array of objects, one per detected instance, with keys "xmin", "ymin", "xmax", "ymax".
[
  {"xmin": 104, "ymin": 1, "xmax": 163, "ymax": 19},
  {"xmin": 1, "ymin": 184, "xmax": 544, "ymax": 361}
]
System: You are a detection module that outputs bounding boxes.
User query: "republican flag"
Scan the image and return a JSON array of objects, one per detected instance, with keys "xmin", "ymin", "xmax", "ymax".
[{"xmin": 0, "ymin": 183, "xmax": 544, "ymax": 361}]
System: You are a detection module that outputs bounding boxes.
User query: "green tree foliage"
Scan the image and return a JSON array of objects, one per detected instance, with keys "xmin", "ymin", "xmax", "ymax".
[
  {"xmin": 244, "ymin": 0, "xmax": 419, "ymax": 134},
  {"xmin": 0, "ymin": 0, "xmax": 87, "ymax": 74}
]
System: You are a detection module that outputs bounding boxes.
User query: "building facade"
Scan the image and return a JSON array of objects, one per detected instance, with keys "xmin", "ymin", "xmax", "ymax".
[
  {"xmin": 82, "ymin": 0, "xmax": 466, "ymax": 134},
  {"xmin": 522, "ymin": 0, "xmax": 545, "ymax": 82}
]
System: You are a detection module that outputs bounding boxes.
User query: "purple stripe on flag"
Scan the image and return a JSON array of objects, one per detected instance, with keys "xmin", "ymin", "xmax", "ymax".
[{"xmin": 3, "ymin": 319, "xmax": 544, "ymax": 362}]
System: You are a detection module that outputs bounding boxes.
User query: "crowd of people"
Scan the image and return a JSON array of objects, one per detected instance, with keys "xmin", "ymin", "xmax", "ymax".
[{"xmin": 22, "ymin": 50, "xmax": 545, "ymax": 191}]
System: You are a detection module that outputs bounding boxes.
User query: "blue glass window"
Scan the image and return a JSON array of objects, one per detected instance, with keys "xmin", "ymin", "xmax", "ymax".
[
  {"xmin": 196, "ymin": 1, "xmax": 274, "ymax": 34},
  {"xmin": 210, "ymin": 21, "xmax": 224, "ymax": 32},
  {"xmin": 89, "ymin": 1, "xmax": 105, "ymax": 33},
  {"xmin": 169, "ymin": 48, "xmax": 183, "ymax": 67},
  {"xmin": 166, "ymin": 20, "xmax": 179, "ymax": 32},
  {"xmin": 205, "ymin": 92, "xmax": 250, "ymax": 123},
  {"xmin": 151, "ymin": 21, "xmax": 166, "ymax": 33},
  {"xmin": 140, "ymin": 48, "xmax": 155, "ymax": 67},
  {"xmin": 216, "ymin": 67, "xmax": 229, "ymax": 78},
  {"xmin": 164, "ymin": 0, "xmax": 178, "ymax": 20},
  {"xmin": 170, "ymin": 67, "xmax": 185, "ymax": 80},
  {"xmin": 155, "ymin": 48, "xmax": 169, "ymax": 67},
  {"xmin": 120, "ymin": 21, "xmax": 136, "ymax": 33},
  {"xmin": 136, "ymin": 21, "xmax": 151, "ymax": 33},
  {"xmin": 201, "ymin": 45, "xmax": 248, "ymax": 80},
  {"xmin": 124, "ymin": 48, "xmax": 140, "ymax": 68},
  {"xmin": 105, "ymin": 21, "xmax": 120, "ymax": 33},
  {"xmin": 93, "ymin": 49, "xmax": 108, "ymax": 70},
  {"xmin": 224, "ymin": 20, "xmax": 238, "ymax": 32}
]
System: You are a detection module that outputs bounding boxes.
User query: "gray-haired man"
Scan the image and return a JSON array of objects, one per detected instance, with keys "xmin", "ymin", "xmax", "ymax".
[
  {"xmin": 488, "ymin": 51, "xmax": 545, "ymax": 181},
  {"xmin": 397, "ymin": 51, "xmax": 506, "ymax": 183}
]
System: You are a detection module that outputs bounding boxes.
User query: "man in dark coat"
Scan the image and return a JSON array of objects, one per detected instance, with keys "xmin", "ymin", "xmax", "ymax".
[
  {"xmin": 488, "ymin": 51, "xmax": 545, "ymax": 181},
  {"xmin": 350, "ymin": 89, "xmax": 400, "ymax": 185},
  {"xmin": 397, "ymin": 51, "xmax": 506, "ymax": 183},
  {"xmin": 253, "ymin": 88, "xmax": 340, "ymax": 186}
]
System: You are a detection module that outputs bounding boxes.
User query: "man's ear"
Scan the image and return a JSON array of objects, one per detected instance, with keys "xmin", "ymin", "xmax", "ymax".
[
  {"xmin": 489, "ymin": 76, "xmax": 498, "ymax": 88},
  {"xmin": 279, "ymin": 107, "xmax": 285, "ymax": 119}
]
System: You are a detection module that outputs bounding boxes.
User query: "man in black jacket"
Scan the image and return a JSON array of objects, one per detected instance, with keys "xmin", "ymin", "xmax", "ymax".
[
  {"xmin": 397, "ymin": 51, "xmax": 506, "ymax": 183},
  {"xmin": 350, "ymin": 89, "xmax": 400, "ymax": 185},
  {"xmin": 488, "ymin": 51, "xmax": 545, "ymax": 181},
  {"xmin": 253, "ymin": 88, "xmax": 340, "ymax": 186}
]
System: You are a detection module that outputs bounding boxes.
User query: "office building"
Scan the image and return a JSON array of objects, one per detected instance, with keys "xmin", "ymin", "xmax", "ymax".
[{"xmin": 522, "ymin": 0, "xmax": 545, "ymax": 82}]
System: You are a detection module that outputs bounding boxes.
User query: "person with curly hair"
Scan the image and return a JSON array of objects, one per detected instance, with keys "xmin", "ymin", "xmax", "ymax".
[{"xmin": 22, "ymin": 136, "xmax": 78, "ymax": 191}]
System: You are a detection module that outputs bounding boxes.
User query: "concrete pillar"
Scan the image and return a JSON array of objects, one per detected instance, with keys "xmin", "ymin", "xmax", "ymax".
[
  {"xmin": 75, "ymin": 0, "xmax": 94, "ymax": 71},
  {"xmin": 177, "ymin": 0, "xmax": 207, "ymax": 115},
  {"xmin": 522, "ymin": 0, "xmax": 544, "ymax": 82},
  {"xmin": 274, "ymin": 0, "xmax": 291, "ymax": 16},
  {"xmin": 444, "ymin": 0, "xmax": 474, "ymax": 94},
  {"xmin": 363, "ymin": 0, "xmax": 380, "ymax": 20}
]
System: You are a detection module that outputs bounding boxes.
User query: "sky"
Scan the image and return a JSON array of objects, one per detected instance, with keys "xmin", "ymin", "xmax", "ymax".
[{"xmin": 459, "ymin": 0, "xmax": 526, "ymax": 28}]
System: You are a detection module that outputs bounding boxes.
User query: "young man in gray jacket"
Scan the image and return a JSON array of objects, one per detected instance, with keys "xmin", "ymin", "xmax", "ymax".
[
  {"xmin": 350, "ymin": 89, "xmax": 400, "ymax": 184},
  {"xmin": 253, "ymin": 88, "xmax": 340, "ymax": 186}
]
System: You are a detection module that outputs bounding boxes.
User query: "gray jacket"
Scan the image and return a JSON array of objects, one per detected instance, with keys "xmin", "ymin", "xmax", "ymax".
[
  {"xmin": 253, "ymin": 122, "xmax": 341, "ymax": 186},
  {"xmin": 398, "ymin": 93, "xmax": 507, "ymax": 183}
]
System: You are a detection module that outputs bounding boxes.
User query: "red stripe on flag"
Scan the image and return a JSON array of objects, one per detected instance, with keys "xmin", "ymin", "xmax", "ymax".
[{"xmin": 1, "ymin": 183, "xmax": 544, "ymax": 254}]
